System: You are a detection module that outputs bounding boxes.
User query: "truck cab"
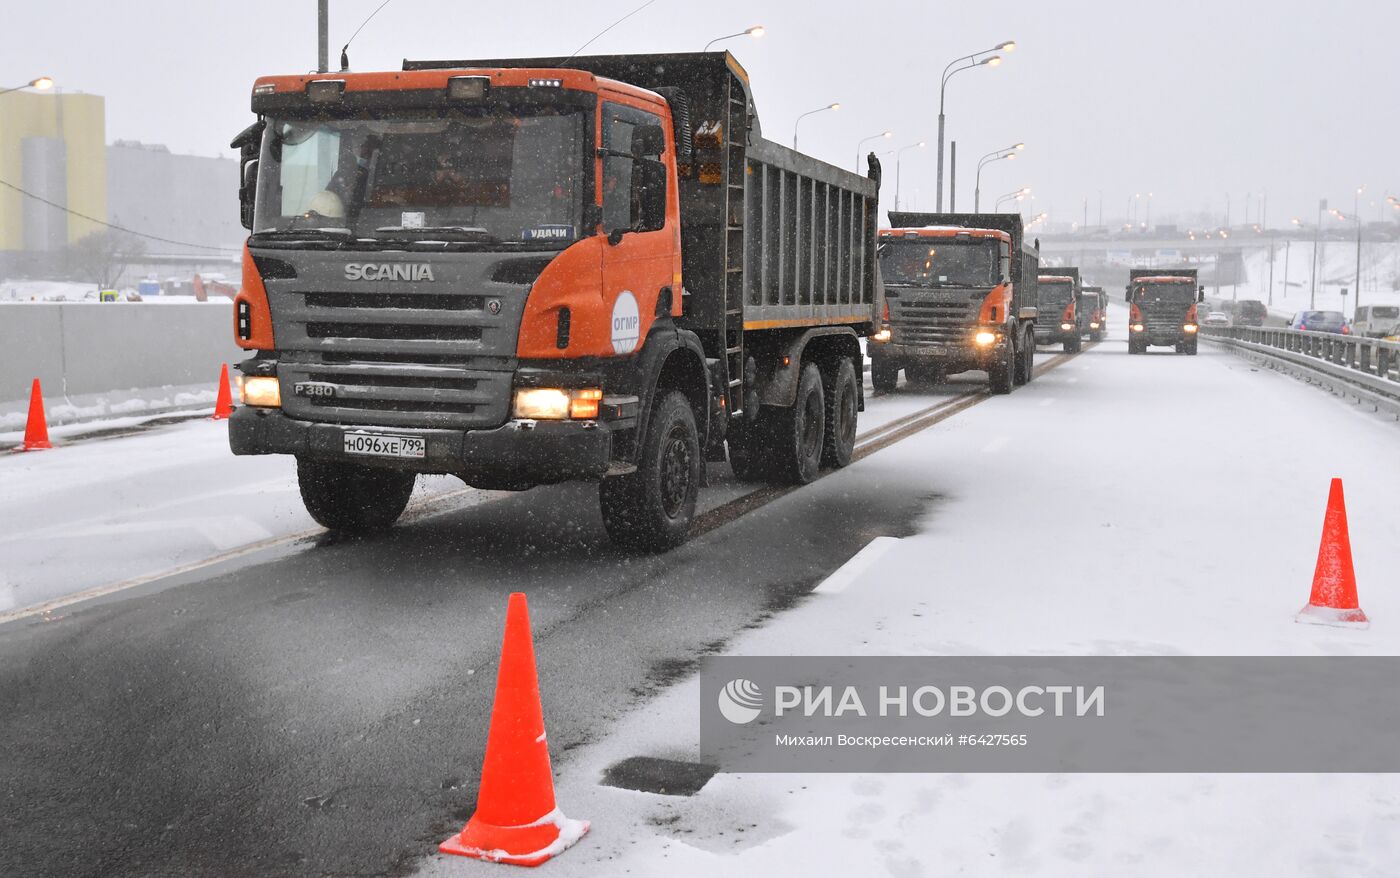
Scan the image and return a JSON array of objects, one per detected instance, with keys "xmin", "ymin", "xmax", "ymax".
[
  {"xmin": 1081, "ymin": 285, "xmax": 1106, "ymax": 341},
  {"xmin": 1034, "ymin": 266, "xmax": 1081, "ymax": 352}
]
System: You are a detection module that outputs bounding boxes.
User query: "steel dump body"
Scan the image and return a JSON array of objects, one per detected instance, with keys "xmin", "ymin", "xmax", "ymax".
[{"xmin": 404, "ymin": 53, "xmax": 882, "ymax": 352}]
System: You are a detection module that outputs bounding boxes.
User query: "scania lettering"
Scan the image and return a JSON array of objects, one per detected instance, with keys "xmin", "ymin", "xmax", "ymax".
[{"xmin": 228, "ymin": 52, "xmax": 881, "ymax": 548}]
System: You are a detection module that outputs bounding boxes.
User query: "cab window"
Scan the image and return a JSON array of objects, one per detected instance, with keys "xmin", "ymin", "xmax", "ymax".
[{"xmin": 601, "ymin": 102, "xmax": 666, "ymax": 235}]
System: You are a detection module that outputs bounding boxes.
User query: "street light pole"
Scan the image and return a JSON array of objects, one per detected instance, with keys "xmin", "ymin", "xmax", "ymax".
[
  {"xmin": 1353, "ymin": 186, "xmax": 1363, "ymax": 318},
  {"xmin": 855, "ymin": 131, "xmax": 893, "ymax": 173},
  {"xmin": 0, "ymin": 77, "xmax": 55, "ymax": 97},
  {"xmin": 995, "ymin": 188, "xmax": 1030, "ymax": 210},
  {"xmin": 973, "ymin": 143, "xmax": 1022, "ymax": 212},
  {"xmin": 1310, "ymin": 199, "xmax": 1324, "ymax": 309},
  {"xmin": 703, "ymin": 25, "xmax": 765, "ymax": 52},
  {"xmin": 318, "ymin": 0, "xmax": 329, "ymax": 73},
  {"xmin": 936, "ymin": 41, "xmax": 1013, "ymax": 211},
  {"xmin": 791, "ymin": 102, "xmax": 839, "ymax": 150},
  {"xmin": 894, "ymin": 140, "xmax": 926, "ymax": 212}
]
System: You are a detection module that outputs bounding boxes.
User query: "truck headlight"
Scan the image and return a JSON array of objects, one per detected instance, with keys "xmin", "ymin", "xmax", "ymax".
[
  {"xmin": 1131, "ymin": 323, "xmax": 1146, "ymax": 333},
  {"xmin": 871, "ymin": 329, "xmax": 891, "ymax": 342},
  {"xmin": 513, "ymin": 387, "xmax": 603, "ymax": 420},
  {"xmin": 1090, "ymin": 322, "xmax": 1100, "ymax": 329},
  {"xmin": 974, "ymin": 330, "xmax": 998, "ymax": 346},
  {"xmin": 1183, "ymin": 324, "xmax": 1199, "ymax": 333},
  {"xmin": 240, "ymin": 376, "xmax": 281, "ymax": 407},
  {"xmin": 1060, "ymin": 322, "xmax": 1074, "ymax": 331}
]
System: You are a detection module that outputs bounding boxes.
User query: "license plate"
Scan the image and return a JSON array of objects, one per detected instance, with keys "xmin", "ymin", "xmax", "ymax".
[{"xmin": 342, "ymin": 432, "xmax": 426, "ymax": 459}]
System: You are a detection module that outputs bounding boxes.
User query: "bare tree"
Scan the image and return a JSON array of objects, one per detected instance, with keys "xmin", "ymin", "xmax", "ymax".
[{"xmin": 60, "ymin": 230, "xmax": 148, "ymax": 288}]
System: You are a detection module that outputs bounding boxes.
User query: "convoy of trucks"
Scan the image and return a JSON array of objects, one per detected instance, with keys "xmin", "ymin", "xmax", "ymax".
[
  {"xmin": 869, "ymin": 212, "xmax": 1039, "ymax": 394},
  {"xmin": 227, "ymin": 52, "xmax": 881, "ymax": 548},
  {"xmin": 1034, "ymin": 267, "xmax": 1081, "ymax": 352},
  {"xmin": 1126, "ymin": 269, "xmax": 1204, "ymax": 355}
]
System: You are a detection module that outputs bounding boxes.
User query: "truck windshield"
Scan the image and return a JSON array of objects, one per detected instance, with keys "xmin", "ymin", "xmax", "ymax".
[
  {"xmin": 879, "ymin": 238, "xmax": 1000, "ymax": 287},
  {"xmin": 253, "ymin": 108, "xmax": 587, "ymax": 246},
  {"xmin": 1133, "ymin": 283, "xmax": 1195, "ymax": 304},
  {"xmin": 1370, "ymin": 307, "xmax": 1399, "ymax": 319},
  {"xmin": 1039, "ymin": 282, "xmax": 1073, "ymax": 308}
]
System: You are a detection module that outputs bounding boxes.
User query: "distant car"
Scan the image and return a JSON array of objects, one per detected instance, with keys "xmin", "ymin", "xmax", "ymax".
[
  {"xmin": 1203, "ymin": 311, "xmax": 1230, "ymax": 326},
  {"xmin": 1288, "ymin": 310, "xmax": 1351, "ymax": 334},
  {"xmin": 1235, "ymin": 300, "xmax": 1268, "ymax": 327},
  {"xmin": 1353, "ymin": 305, "xmax": 1400, "ymax": 338}
]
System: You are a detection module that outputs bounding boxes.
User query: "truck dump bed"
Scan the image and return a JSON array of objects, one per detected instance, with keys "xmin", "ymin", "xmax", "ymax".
[{"xmin": 404, "ymin": 52, "xmax": 881, "ymax": 340}]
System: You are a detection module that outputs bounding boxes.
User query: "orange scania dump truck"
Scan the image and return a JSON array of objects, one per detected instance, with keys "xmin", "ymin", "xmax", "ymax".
[
  {"xmin": 869, "ymin": 212, "xmax": 1039, "ymax": 394},
  {"xmin": 226, "ymin": 52, "xmax": 882, "ymax": 549},
  {"xmin": 1126, "ymin": 268, "xmax": 1203, "ymax": 355}
]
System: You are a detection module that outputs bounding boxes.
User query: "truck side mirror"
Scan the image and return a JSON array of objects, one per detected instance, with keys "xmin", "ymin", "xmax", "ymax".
[
  {"xmin": 239, "ymin": 160, "xmax": 259, "ymax": 231},
  {"xmin": 1198, "ymin": 286, "xmax": 1206, "ymax": 303}
]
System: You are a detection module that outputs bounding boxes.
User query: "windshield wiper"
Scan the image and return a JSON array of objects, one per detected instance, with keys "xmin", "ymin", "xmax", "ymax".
[
  {"xmin": 250, "ymin": 227, "xmax": 358, "ymax": 248},
  {"xmin": 373, "ymin": 226, "xmax": 499, "ymax": 243}
]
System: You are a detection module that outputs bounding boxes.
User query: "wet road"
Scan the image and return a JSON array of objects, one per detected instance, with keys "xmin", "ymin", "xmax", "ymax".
[{"xmin": 0, "ymin": 360, "xmax": 1075, "ymax": 877}]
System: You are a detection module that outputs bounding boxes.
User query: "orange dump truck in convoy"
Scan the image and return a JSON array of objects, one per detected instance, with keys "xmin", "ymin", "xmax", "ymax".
[
  {"xmin": 869, "ymin": 212, "xmax": 1039, "ymax": 393},
  {"xmin": 1125, "ymin": 269, "xmax": 1204, "ymax": 355},
  {"xmin": 227, "ymin": 52, "xmax": 882, "ymax": 549}
]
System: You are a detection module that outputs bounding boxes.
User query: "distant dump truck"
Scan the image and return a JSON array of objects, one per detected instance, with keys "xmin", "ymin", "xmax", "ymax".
[
  {"xmin": 1081, "ymin": 285, "xmax": 1106, "ymax": 341},
  {"xmin": 1126, "ymin": 269, "xmax": 1203, "ymax": 355},
  {"xmin": 869, "ymin": 212, "xmax": 1039, "ymax": 394},
  {"xmin": 1035, "ymin": 267, "xmax": 1081, "ymax": 352},
  {"xmin": 227, "ymin": 51, "xmax": 882, "ymax": 548}
]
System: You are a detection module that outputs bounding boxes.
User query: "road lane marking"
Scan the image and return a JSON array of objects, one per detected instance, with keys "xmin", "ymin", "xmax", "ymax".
[{"xmin": 813, "ymin": 536, "xmax": 901, "ymax": 594}]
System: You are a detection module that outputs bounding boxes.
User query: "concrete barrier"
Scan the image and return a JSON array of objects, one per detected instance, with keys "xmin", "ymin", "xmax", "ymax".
[{"xmin": 0, "ymin": 302, "xmax": 238, "ymax": 426}]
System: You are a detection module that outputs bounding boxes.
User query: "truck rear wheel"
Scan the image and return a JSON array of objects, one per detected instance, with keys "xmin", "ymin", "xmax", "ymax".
[
  {"xmin": 774, "ymin": 363, "xmax": 826, "ymax": 484},
  {"xmin": 871, "ymin": 355, "xmax": 898, "ymax": 393},
  {"xmin": 1013, "ymin": 328, "xmax": 1035, "ymax": 386},
  {"xmin": 821, "ymin": 357, "xmax": 858, "ymax": 469},
  {"xmin": 297, "ymin": 458, "xmax": 415, "ymax": 534},
  {"xmin": 600, "ymin": 390, "xmax": 700, "ymax": 552},
  {"xmin": 989, "ymin": 335, "xmax": 1014, "ymax": 395}
]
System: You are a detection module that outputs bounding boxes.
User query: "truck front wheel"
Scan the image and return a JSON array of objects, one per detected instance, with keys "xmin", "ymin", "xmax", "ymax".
[
  {"xmin": 600, "ymin": 390, "xmax": 700, "ymax": 552},
  {"xmin": 821, "ymin": 357, "xmax": 858, "ymax": 469},
  {"xmin": 989, "ymin": 335, "xmax": 1015, "ymax": 395},
  {"xmin": 297, "ymin": 458, "xmax": 415, "ymax": 534}
]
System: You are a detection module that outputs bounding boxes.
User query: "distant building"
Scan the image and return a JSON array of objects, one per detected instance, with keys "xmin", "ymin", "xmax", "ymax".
[{"xmin": 3, "ymin": 91, "xmax": 242, "ymax": 278}]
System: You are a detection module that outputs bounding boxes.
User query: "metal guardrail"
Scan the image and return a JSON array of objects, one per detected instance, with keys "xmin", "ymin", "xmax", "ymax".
[{"xmin": 1201, "ymin": 326, "xmax": 1400, "ymax": 415}]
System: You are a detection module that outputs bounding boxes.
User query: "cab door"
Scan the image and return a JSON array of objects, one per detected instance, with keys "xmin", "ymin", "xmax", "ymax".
[{"xmin": 596, "ymin": 97, "xmax": 679, "ymax": 358}]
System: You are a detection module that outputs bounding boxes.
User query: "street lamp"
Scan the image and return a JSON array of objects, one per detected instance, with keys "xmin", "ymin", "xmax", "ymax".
[
  {"xmin": 855, "ymin": 130, "xmax": 893, "ymax": 173},
  {"xmin": 792, "ymin": 102, "xmax": 839, "ymax": 150},
  {"xmin": 703, "ymin": 25, "xmax": 764, "ymax": 52},
  {"xmin": 0, "ymin": 76, "xmax": 54, "ymax": 97},
  {"xmin": 936, "ymin": 40, "xmax": 1014, "ymax": 210},
  {"xmin": 893, "ymin": 140, "xmax": 926, "ymax": 211},
  {"xmin": 995, "ymin": 187, "xmax": 1030, "ymax": 210},
  {"xmin": 974, "ymin": 142, "xmax": 1023, "ymax": 211}
]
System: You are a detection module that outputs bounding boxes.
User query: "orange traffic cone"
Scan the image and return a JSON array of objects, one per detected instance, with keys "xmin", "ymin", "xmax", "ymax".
[
  {"xmin": 1296, "ymin": 478, "xmax": 1369, "ymax": 629},
  {"xmin": 17, "ymin": 378, "xmax": 52, "ymax": 451},
  {"xmin": 211, "ymin": 364, "xmax": 233, "ymax": 420},
  {"xmin": 440, "ymin": 593, "xmax": 589, "ymax": 866}
]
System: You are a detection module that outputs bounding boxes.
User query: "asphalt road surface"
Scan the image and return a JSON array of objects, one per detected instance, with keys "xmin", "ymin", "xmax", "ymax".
[{"xmin": 1, "ymin": 368, "xmax": 1031, "ymax": 877}]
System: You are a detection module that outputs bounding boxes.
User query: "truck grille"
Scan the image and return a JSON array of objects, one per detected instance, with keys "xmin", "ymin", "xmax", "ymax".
[
  {"xmin": 258, "ymin": 251, "xmax": 531, "ymax": 430},
  {"xmin": 1142, "ymin": 302, "xmax": 1187, "ymax": 334},
  {"xmin": 887, "ymin": 291, "xmax": 980, "ymax": 345}
]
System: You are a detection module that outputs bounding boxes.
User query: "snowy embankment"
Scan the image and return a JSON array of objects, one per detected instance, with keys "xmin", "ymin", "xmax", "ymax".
[
  {"xmin": 1219, "ymin": 238, "xmax": 1400, "ymax": 321},
  {"xmin": 418, "ymin": 328, "xmax": 1400, "ymax": 877}
]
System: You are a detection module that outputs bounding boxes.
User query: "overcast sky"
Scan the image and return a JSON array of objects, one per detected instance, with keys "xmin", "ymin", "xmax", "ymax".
[{"xmin": 7, "ymin": 0, "xmax": 1399, "ymax": 229}]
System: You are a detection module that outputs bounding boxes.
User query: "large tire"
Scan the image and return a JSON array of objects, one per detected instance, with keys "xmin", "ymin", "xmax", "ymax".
[
  {"xmin": 1128, "ymin": 338, "xmax": 1143, "ymax": 355},
  {"xmin": 871, "ymin": 355, "xmax": 898, "ymax": 393},
  {"xmin": 297, "ymin": 458, "xmax": 415, "ymax": 534},
  {"xmin": 600, "ymin": 390, "xmax": 700, "ymax": 552},
  {"xmin": 989, "ymin": 334, "xmax": 1014, "ymax": 395},
  {"xmin": 1064, "ymin": 335, "xmax": 1082, "ymax": 354},
  {"xmin": 821, "ymin": 357, "xmax": 859, "ymax": 469},
  {"xmin": 772, "ymin": 363, "xmax": 826, "ymax": 484},
  {"xmin": 1185, "ymin": 338, "xmax": 1198, "ymax": 355},
  {"xmin": 1013, "ymin": 327, "xmax": 1035, "ymax": 386}
]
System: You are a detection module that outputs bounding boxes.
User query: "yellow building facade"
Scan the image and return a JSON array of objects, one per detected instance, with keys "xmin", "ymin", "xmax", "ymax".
[{"xmin": 0, "ymin": 91, "xmax": 107, "ymax": 251}]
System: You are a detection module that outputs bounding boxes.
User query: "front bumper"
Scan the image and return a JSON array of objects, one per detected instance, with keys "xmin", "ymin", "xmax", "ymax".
[
  {"xmin": 229, "ymin": 407, "xmax": 611, "ymax": 490},
  {"xmin": 870, "ymin": 340, "xmax": 1002, "ymax": 370}
]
